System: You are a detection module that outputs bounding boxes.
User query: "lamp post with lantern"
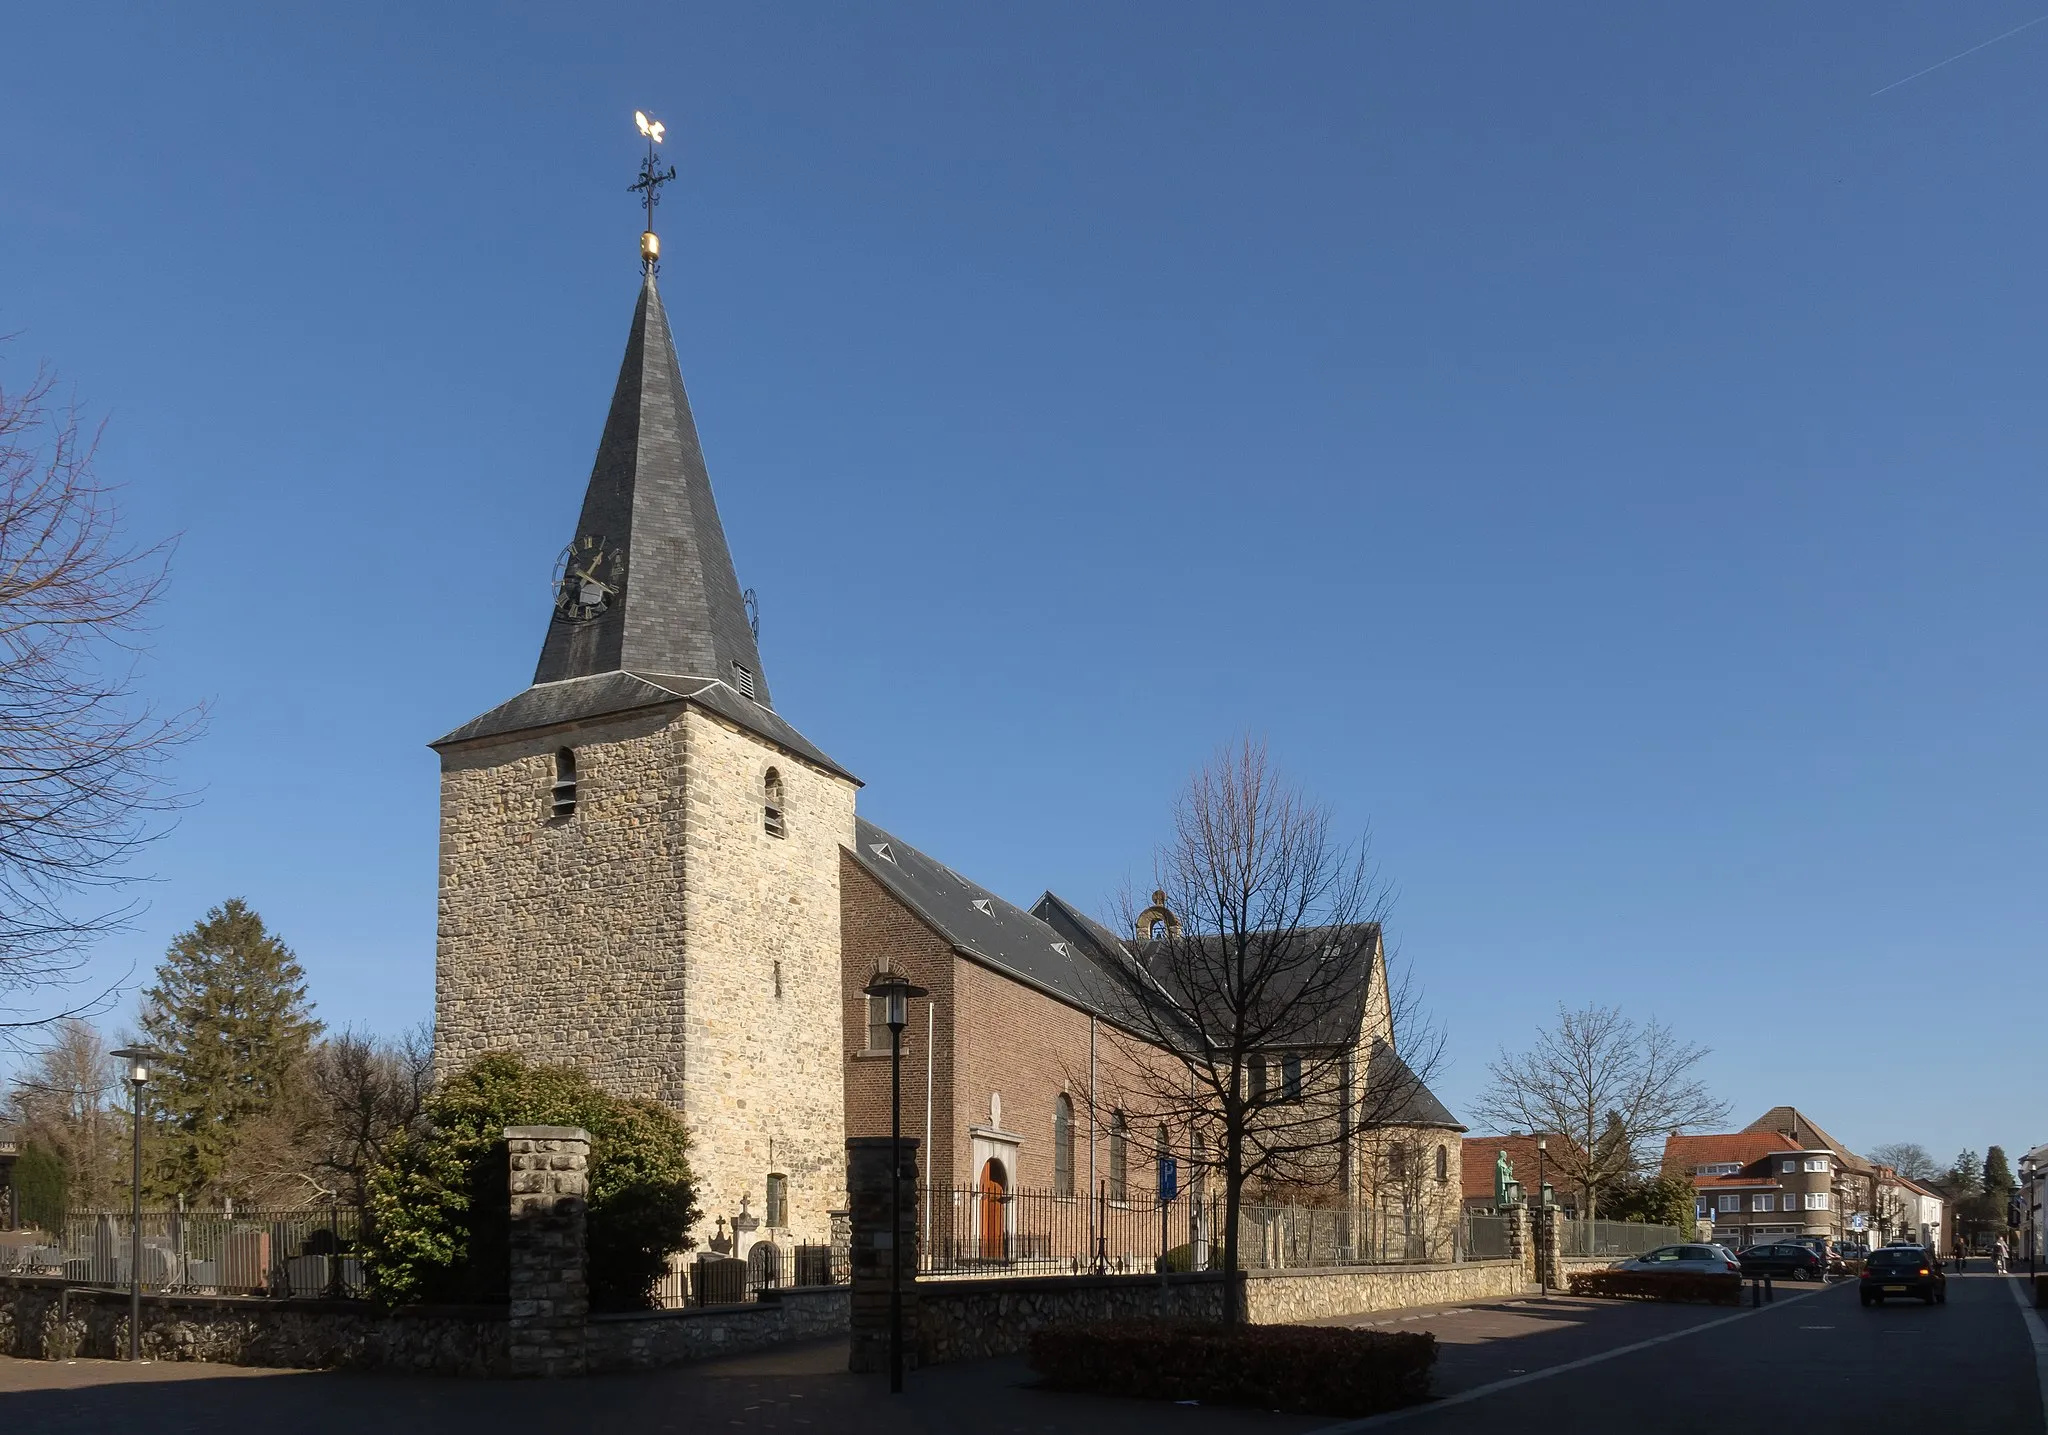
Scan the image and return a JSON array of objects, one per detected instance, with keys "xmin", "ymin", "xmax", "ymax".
[
  {"xmin": 109, "ymin": 1047, "xmax": 157, "ymax": 1362},
  {"xmin": 1535, "ymin": 1137, "xmax": 1550, "ymax": 1295},
  {"xmin": 863, "ymin": 970, "xmax": 927, "ymax": 1395}
]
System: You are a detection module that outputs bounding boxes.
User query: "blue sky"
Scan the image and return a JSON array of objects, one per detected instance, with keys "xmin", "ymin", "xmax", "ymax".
[{"xmin": 3, "ymin": 3, "xmax": 2042, "ymax": 1167}]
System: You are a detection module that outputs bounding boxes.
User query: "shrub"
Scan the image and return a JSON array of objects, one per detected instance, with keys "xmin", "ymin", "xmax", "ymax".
[
  {"xmin": 365, "ymin": 1053, "xmax": 699, "ymax": 1311},
  {"xmin": 1028, "ymin": 1320, "xmax": 1435, "ymax": 1417},
  {"xmin": 13, "ymin": 1139, "xmax": 67, "ymax": 1235},
  {"xmin": 1566, "ymin": 1270, "xmax": 1740, "ymax": 1305},
  {"xmin": 2035, "ymin": 1274, "xmax": 2047, "ymax": 1310}
]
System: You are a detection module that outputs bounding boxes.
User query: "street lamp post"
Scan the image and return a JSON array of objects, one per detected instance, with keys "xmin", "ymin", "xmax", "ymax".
[
  {"xmin": 864, "ymin": 971, "xmax": 927, "ymax": 1395},
  {"xmin": 1536, "ymin": 1138, "xmax": 1549, "ymax": 1296},
  {"xmin": 109, "ymin": 1048, "xmax": 156, "ymax": 1362},
  {"xmin": 2021, "ymin": 1156, "xmax": 2037, "ymax": 1279}
]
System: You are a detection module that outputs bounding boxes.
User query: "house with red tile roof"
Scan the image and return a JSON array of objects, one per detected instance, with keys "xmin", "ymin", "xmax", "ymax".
[
  {"xmin": 1461, "ymin": 1134, "xmax": 1584, "ymax": 1216},
  {"xmin": 1666, "ymin": 1124, "xmax": 1861, "ymax": 1248}
]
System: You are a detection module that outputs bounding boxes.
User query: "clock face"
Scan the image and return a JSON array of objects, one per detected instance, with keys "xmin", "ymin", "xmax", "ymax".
[{"xmin": 552, "ymin": 534, "xmax": 625, "ymax": 622}]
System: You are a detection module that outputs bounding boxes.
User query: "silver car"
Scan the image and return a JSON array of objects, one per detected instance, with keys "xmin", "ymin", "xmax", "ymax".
[{"xmin": 1612, "ymin": 1243, "xmax": 1742, "ymax": 1275}]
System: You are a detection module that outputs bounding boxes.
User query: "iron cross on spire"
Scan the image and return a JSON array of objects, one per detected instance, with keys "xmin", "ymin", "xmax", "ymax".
[{"xmin": 631, "ymin": 110, "xmax": 677, "ymax": 272}]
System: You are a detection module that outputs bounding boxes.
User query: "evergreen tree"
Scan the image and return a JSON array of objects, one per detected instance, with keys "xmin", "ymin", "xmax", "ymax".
[
  {"xmin": 1947, "ymin": 1150, "xmax": 1983, "ymax": 1190},
  {"xmin": 13, "ymin": 1138, "xmax": 68, "ymax": 1233},
  {"xmin": 138, "ymin": 899, "xmax": 321, "ymax": 1200},
  {"xmin": 1983, "ymin": 1145, "xmax": 2015, "ymax": 1196}
]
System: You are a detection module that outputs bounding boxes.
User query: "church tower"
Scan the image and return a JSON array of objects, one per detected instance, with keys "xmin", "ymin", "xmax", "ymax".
[{"xmin": 431, "ymin": 138, "xmax": 857, "ymax": 1246}]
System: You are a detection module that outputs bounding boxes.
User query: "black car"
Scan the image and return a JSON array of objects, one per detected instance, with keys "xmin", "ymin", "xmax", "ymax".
[
  {"xmin": 1861, "ymin": 1245, "xmax": 1945, "ymax": 1306},
  {"xmin": 1738, "ymin": 1242, "xmax": 1827, "ymax": 1281}
]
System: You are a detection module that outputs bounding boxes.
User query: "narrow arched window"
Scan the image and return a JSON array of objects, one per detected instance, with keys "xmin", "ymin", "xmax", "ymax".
[
  {"xmin": 765, "ymin": 1173, "xmax": 788, "ymax": 1228},
  {"xmin": 763, "ymin": 767, "xmax": 786, "ymax": 839},
  {"xmin": 1053, "ymin": 1095, "xmax": 1075, "ymax": 1196},
  {"xmin": 1108, "ymin": 1111, "xmax": 1128, "ymax": 1201},
  {"xmin": 551, "ymin": 748, "xmax": 577, "ymax": 818},
  {"xmin": 1436, "ymin": 1144, "xmax": 1449, "ymax": 1183}
]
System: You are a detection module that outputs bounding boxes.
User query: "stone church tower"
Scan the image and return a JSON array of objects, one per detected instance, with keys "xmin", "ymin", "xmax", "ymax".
[{"xmin": 431, "ymin": 257, "xmax": 858, "ymax": 1248}]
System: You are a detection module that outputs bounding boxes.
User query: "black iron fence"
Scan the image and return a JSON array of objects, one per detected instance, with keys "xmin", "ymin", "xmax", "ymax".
[
  {"xmin": 650, "ymin": 1241, "xmax": 837, "ymax": 1309},
  {"xmin": 1463, "ymin": 1212, "xmax": 1516, "ymax": 1260},
  {"xmin": 0, "ymin": 1207, "xmax": 366, "ymax": 1299},
  {"xmin": 919, "ymin": 1184, "xmax": 1464, "ymax": 1276},
  {"xmin": 1560, "ymin": 1218, "xmax": 1680, "ymax": 1258}
]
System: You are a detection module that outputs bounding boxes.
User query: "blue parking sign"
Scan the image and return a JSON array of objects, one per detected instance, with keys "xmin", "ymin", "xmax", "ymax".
[{"xmin": 1158, "ymin": 1156, "xmax": 1178, "ymax": 1202}]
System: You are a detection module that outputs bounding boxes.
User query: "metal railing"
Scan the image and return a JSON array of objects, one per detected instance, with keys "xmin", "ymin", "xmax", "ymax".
[
  {"xmin": 1560, "ymin": 1218, "xmax": 1681, "ymax": 1258},
  {"xmin": 0, "ymin": 1207, "xmax": 367, "ymax": 1299},
  {"xmin": 919, "ymin": 1184, "xmax": 1463, "ymax": 1277},
  {"xmin": 1464, "ymin": 1212, "xmax": 1516, "ymax": 1260},
  {"xmin": 650, "ymin": 1241, "xmax": 838, "ymax": 1309}
]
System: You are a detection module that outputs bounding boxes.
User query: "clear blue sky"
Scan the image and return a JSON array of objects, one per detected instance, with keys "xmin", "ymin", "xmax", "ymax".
[{"xmin": 3, "ymin": 3, "xmax": 2042, "ymax": 1168}]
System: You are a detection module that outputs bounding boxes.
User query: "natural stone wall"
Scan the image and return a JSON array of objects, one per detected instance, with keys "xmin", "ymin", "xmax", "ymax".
[
  {"xmin": 917, "ymin": 1272, "xmax": 1231, "ymax": 1364},
  {"xmin": 435, "ymin": 697, "xmax": 856, "ymax": 1257},
  {"xmin": 587, "ymin": 1286, "xmax": 849, "ymax": 1372},
  {"xmin": 0, "ymin": 1278, "xmax": 508, "ymax": 1374},
  {"xmin": 436, "ymin": 709, "xmax": 687, "ymax": 1103},
  {"xmin": 678, "ymin": 706, "xmax": 854, "ymax": 1246},
  {"xmin": 1241, "ymin": 1260, "xmax": 1528, "ymax": 1324},
  {"xmin": 507, "ymin": 1126, "xmax": 589, "ymax": 1377}
]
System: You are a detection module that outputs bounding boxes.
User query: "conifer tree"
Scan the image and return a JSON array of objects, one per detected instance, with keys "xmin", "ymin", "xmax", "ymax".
[{"xmin": 138, "ymin": 899, "xmax": 320, "ymax": 1200}]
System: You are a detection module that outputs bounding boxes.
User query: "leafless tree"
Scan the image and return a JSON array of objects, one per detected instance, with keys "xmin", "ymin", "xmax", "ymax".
[
  {"xmin": 0, "ymin": 354, "xmax": 200, "ymax": 1040},
  {"xmin": 1869, "ymin": 1142, "xmax": 1942, "ymax": 1184},
  {"xmin": 1081, "ymin": 738, "xmax": 1445, "ymax": 1318},
  {"xmin": 1473, "ymin": 1004, "xmax": 1728, "ymax": 1218},
  {"xmin": 2, "ymin": 1016, "xmax": 123, "ymax": 1206},
  {"xmin": 205, "ymin": 1025, "xmax": 435, "ymax": 1208},
  {"xmin": 305, "ymin": 1024, "xmax": 434, "ymax": 1207}
]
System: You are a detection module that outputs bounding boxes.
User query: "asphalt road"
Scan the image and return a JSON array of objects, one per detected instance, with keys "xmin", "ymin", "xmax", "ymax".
[
  {"xmin": 3, "ymin": 1275, "xmax": 2041, "ymax": 1434},
  {"xmin": 1307, "ymin": 1272, "xmax": 2048, "ymax": 1434}
]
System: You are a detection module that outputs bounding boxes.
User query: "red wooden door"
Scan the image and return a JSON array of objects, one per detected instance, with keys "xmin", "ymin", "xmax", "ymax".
[{"xmin": 979, "ymin": 1160, "xmax": 1007, "ymax": 1261}]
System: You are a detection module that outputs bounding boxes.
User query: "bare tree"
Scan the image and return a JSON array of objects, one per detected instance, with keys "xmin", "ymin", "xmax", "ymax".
[
  {"xmin": 1473, "ymin": 1004, "xmax": 1728, "ymax": 1218},
  {"xmin": 198, "ymin": 1025, "xmax": 435, "ymax": 1208},
  {"xmin": 1081, "ymin": 738, "xmax": 1445, "ymax": 1318},
  {"xmin": 0, "ymin": 354, "xmax": 200, "ymax": 1039},
  {"xmin": 305, "ymin": 1024, "xmax": 434, "ymax": 1207},
  {"xmin": 1869, "ymin": 1142, "xmax": 1942, "ymax": 1184},
  {"xmin": 2, "ymin": 1016, "xmax": 123, "ymax": 1206}
]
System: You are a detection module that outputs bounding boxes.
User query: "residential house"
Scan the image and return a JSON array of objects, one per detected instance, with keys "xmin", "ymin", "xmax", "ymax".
[
  {"xmin": 1460, "ymin": 1134, "xmax": 1582, "ymax": 1217},
  {"xmin": 1666, "ymin": 1130, "xmax": 1853, "ymax": 1248}
]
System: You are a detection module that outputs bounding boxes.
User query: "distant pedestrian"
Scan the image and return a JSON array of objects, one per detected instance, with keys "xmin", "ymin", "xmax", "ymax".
[
  {"xmin": 1996, "ymin": 1236, "xmax": 2009, "ymax": 1274},
  {"xmin": 1953, "ymin": 1236, "xmax": 1966, "ymax": 1273}
]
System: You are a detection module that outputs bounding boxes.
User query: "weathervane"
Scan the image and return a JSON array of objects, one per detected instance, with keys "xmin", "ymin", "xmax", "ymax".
[{"xmin": 630, "ymin": 110, "xmax": 676, "ymax": 273}]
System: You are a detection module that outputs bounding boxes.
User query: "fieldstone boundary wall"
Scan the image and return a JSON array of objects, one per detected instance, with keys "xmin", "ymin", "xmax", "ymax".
[
  {"xmin": 0, "ymin": 1277, "xmax": 509, "ymax": 1374},
  {"xmin": 589, "ymin": 1286, "xmax": 849, "ymax": 1371},
  {"xmin": 917, "ymin": 1272, "xmax": 1231, "ymax": 1363},
  {"xmin": 1241, "ymin": 1259, "xmax": 1526, "ymax": 1324}
]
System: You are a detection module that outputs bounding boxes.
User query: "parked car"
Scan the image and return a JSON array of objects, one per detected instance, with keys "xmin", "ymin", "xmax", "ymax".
[
  {"xmin": 1738, "ymin": 1243, "xmax": 1828, "ymax": 1281},
  {"xmin": 1860, "ymin": 1244, "xmax": 1944, "ymax": 1306},
  {"xmin": 1613, "ymin": 1244, "xmax": 1743, "ymax": 1276}
]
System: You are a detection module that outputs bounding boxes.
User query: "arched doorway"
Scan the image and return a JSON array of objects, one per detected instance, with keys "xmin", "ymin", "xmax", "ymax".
[{"xmin": 979, "ymin": 1158, "xmax": 1008, "ymax": 1262}]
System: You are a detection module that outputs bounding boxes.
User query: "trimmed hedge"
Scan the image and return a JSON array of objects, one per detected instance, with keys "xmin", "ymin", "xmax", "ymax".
[
  {"xmin": 1027, "ymin": 1320, "xmax": 1435, "ymax": 1417},
  {"xmin": 1566, "ymin": 1270, "xmax": 1741, "ymax": 1305},
  {"xmin": 2035, "ymin": 1274, "xmax": 2047, "ymax": 1309}
]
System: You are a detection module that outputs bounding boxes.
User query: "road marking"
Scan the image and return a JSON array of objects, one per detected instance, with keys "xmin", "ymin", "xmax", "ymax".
[
  {"xmin": 1300, "ymin": 1283, "xmax": 1841, "ymax": 1434},
  {"xmin": 2005, "ymin": 1276, "xmax": 2048, "ymax": 1432}
]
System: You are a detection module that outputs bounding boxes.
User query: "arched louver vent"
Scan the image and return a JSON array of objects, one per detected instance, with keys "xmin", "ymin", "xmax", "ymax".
[
  {"xmin": 763, "ymin": 767, "xmax": 785, "ymax": 839},
  {"xmin": 551, "ymin": 748, "xmax": 578, "ymax": 818}
]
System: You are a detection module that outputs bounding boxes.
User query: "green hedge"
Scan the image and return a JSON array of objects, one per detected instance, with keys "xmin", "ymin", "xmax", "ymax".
[
  {"xmin": 1027, "ymin": 1320, "xmax": 1435, "ymax": 1417},
  {"xmin": 1567, "ymin": 1270, "xmax": 1740, "ymax": 1305},
  {"xmin": 366, "ymin": 1053, "xmax": 699, "ymax": 1311},
  {"xmin": 2035, "ymin": 1274, "xmax": 2047, "ymax": 1309}
]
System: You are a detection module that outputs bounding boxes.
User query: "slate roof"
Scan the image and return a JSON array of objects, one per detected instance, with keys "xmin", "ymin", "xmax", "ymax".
[
  {"xmin": 1368, "ymin": 1041, "xmax": 1463, "ymax": 1130},
  {"xmin": 433, "ymin": 271, "xmax": 850, "ymax": 781},
  {"xmin": 847, "ymin": 818, "xmax": 1111, "ymax": 1010},
  {"xmin": 431, "ymin": 670, "xmax": 854, "ymax": 782}
]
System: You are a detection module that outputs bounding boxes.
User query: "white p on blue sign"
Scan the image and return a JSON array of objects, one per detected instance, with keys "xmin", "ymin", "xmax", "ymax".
[{"xmin": 1158, "ymin": 1156, "xmax": 1178, "ymax": 1202}]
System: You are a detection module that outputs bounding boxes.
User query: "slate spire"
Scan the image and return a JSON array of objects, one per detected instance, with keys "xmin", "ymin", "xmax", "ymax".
[{"xmin": 533, "ymin": 271, "xmax": 771, "ymax": 707}]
